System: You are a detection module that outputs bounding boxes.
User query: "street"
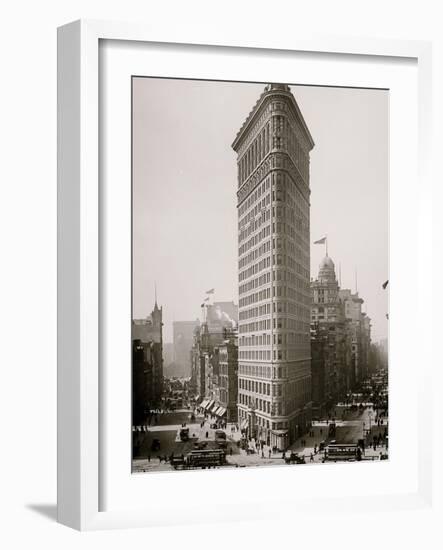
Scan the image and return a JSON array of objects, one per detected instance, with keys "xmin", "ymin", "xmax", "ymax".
[{"xmin": 132, "ymin": 397, "xmax": 388, "ymax": 473}]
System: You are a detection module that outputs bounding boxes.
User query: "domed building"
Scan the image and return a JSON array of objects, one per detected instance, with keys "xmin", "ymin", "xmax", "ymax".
[
  {"xmin": 310, "ymin": 255, "xmax": 348, "ymax": 417},
  {"xmin": 311, "ymin": 255, "xmax": 342, "ymax": 323}
]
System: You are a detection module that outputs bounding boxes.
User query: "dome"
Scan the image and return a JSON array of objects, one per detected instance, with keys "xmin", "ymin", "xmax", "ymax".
[
  {"xmin": 318, "ymin": 255, "xmax": 336, "ymax": 283},
  {"xmin": 319, "ymin": 255, "xmax": 335, "ymax": 270}
]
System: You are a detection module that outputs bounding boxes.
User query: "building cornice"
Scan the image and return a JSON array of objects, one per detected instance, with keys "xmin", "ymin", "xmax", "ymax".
[{"xmin": 232, "ymin": 85, "xmax": 315, "ymax": 153}]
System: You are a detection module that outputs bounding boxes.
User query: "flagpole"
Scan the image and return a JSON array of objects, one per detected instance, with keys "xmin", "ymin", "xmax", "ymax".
[{"xmin": 326, "ymin": 234, "xmax": 328, "ymax": 256}]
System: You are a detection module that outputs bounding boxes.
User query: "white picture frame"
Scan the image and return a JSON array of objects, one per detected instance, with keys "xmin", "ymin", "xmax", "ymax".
[{"xmin": 57, "ymin": 19, "xmax": 433, "ymax": 531}]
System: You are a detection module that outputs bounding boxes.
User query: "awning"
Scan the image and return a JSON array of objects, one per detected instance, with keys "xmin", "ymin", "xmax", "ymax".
[
  {"xmin": 216, "ymin": 407, "xmax": 227, "ymax": 417},
  {"xmin": 210, "ymin": 402, "xmax": 219, "ymax": 413},
  {"xmin": 240, "ymin": 418, "xmax": 249, "ymax": 430},
  {"xmin": 200, "ymin": 399, "xmax": 208, "ymax": 409},
  {"xmin": 271, "ymin": 429, "xmax": 288, "ymax": 436},
  {"xmin": 204, "ymin": 400, "xmax": 214, "ymax": 410}
]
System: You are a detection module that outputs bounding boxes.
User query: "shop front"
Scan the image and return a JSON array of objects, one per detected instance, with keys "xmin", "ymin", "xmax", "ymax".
[{"xmin": 270, "ymin": 429, "xmax": 289, "ymax": 451}]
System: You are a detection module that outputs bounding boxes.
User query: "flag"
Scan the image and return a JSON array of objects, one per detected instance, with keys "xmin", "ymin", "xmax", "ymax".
[
  {"xmin": 314, "ymin": 237, "xmax": 326, "ymax": 244},
  {"xmin": 204, "ymin": 296, "xmax": 210, "ymax": 302},
  {"xmin": 200, "ymin": 303, "xmax": 205, "ymax": 308},
  {"xmin": 382, "ymin": 280, "xmax": 389, "ymax": 289},
  {"xmin": 206, "ymin": 288, "xmax": 215, "ymax": 294}
]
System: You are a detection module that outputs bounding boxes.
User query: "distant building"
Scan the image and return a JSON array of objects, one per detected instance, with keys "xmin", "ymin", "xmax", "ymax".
[
  {"xmin": 163, "ymin": 342, "xmax": 174, "ymax": 366},
  {"xmin": 173, "ymin": 320, "xmax": 200, "ymax": 377},
  {"xmin": 311, "ymin": 255, "xmax": 350, "ymax": 416},
  {"xmin": 360, "ymin": 313, "xmax": 372, "ymax": 380},
  {"xmin": 190, "ymin": 302, "xmax": 239, "ymax": 421},
  {"xmin": 132, "ymin": 339, "xmax": 162, "ymax": 424},
  {"xmin": 233, "ymin": 83, "xmax": 314, "ymax": 450},
  {"xmin": 132, "ymin": 301, "xmax": 163, "ymax": 419},
  {"xmin": 132, "ymin": 339, "xmax": 151, "ymax": 425},
  {"xmin": 338, "ymin": 288, "xmax": 365, "ymax": 385},
  {"xmin": 133, "ymin": 301, "xmax": 163, "ymax": 344},
  {"xmin": 219, "ymin": 329, "xmax": 239, "ymax": 422}
]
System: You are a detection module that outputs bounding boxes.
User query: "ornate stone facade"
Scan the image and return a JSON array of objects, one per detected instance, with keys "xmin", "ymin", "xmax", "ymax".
[{"xmin": 232, "ymin": 83, "xmax": 314, "ymax": 450}]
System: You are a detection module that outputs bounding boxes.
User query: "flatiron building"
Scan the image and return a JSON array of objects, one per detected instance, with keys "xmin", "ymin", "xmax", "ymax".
[{"xmin": 232, "ymin": 84, "xmax": 314, "ymax": 450}]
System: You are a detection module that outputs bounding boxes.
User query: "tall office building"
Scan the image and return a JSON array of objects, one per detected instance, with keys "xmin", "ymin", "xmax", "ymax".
[
  {"xmin": 232, "ymin": 83, "xmax": 314, "ymax": 450},
  {"xmin": 173, "ymin": 320, "xmax": 200, "ymax": 377}
]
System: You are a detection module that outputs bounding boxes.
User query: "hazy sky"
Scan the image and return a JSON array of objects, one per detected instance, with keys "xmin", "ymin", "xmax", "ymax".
[{"xmin": 133, "ymin": 78, "xmax": 388, "ymax": 343}]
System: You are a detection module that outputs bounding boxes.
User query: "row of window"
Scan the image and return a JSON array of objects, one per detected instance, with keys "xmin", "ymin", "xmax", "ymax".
[
  {"xmin": 239, "ymin": 216, "xmax": 271, "ymax": 253},
  {"xmin": 238, "ymin": 191, "xmax": 271, "ymax": 233},
  {"xmin": 239, "ymin": 317, "xmax": 271, "ymax": 333},
  {"xmin": 239, "ymin": 235, "xmax": 271, "ymax": 267},
  {"xmin": 239, "ymin": 316, "xmax": 310, "ymax": 334},
  {"xmin": 240, "ymin": 333, "xmax": 271, "ymax": 347},
  {"xmin": 239, "ymin": 299, "xmax": 310, "ymax": 321},
  {"xmin": 238, "ymin": 175, "xmax": 271, "ymax": 218},
  {"xmin": 239, "ymin": 378, "xmax": 272, "ymax": 395},
  {"xmin": 239, "ymin": 286, "xmax": 270, "ymax": 308},
  {"xmin": 239, "ymin": 270, "xmax": 271, "ymax": 295},
  {"xmin": 238, "ymin": 254, "xmax": 271, "ymax": 279},
  {"xmin": 240, "ymin": 332, "xmax": 310, "ymax": 348},
  {"xmin": 240, "ymin": 267, "xmax": 310, "ymax": 294},
  {"xmin": 239, "ymin": 284, "xmax": 310, "ymax": 310},
  {"xmin": 238, "ymin": 122, "xmax": 271, "ymax": 186},
  {"xmin": 238, "ymin": 206, "xmax": 271, "ymax": 245},
  {"xmin": 238, "ymin": 393, "xmax": 274, "ymax": 414},
  {"xmin": 239, "ymin": 349, "xmax": 272, "ymax": 360},
  {"xmin": 239, "ymin": 230, "xmax": 309, "ymax": 274},
  {"xmin": 239, "ymin": 347, "xmax": 310, "ymax": 361}
]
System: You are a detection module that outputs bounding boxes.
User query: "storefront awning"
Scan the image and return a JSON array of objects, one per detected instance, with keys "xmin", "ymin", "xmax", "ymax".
[
  {"xmin": 271, "ymin": 429, "xmax": 288, "ymax": 436},
  {"xmin": 204, "ymin": 400, "xmax": 214, "ymax": 410},
  {"xmin": 200, "ymin": 399, "xmax": 208, "ymax": 409},
  {"xmin": 216, "ymin": 407, "xmax": 227, "ymax": 417}
]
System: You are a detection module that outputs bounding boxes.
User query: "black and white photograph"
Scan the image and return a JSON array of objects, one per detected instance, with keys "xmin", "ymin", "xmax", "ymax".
[{"xmin": 131, "ymin": 77, "xmax": 389, "ymax": 473}]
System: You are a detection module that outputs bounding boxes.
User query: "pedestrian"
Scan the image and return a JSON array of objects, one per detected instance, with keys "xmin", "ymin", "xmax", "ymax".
[
  {"xmin": 230, "ymin": 447, "xmax": 233, "ymax": 456},
  {"xmin": 148, "ymin": 454, "xmax": 151, "ymax": 463},
  {"xmin": 310, "ymin": 453, "xmax": 314, "ymax": 462},
  {"xmin": 261, "ymin": 450, "xmax": 264, "ymax": 459},
  {"xmin": 268, "ymin": 448, "xmax": 271, "ymax": 458},
  {"xmin": 206, "ymin": 431, "xmax": 208, "ymax": 438}
]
